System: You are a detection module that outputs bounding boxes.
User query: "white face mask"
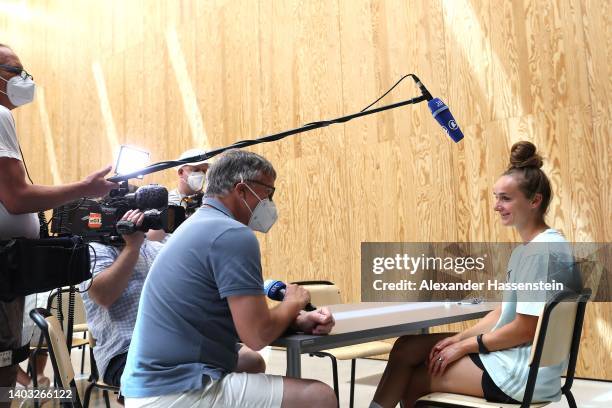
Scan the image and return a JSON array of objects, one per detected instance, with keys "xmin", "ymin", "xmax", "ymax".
[
  {"xmin": 187, "ymin": 171, "xmax": 205, "ymax": 192},
  {"xmin": 1, "ymin": 75, "xmax": 35, "ymax": 106},
  {"xmin": 241, "ymin": 182, "xmax": 278, "ymax": 233}
]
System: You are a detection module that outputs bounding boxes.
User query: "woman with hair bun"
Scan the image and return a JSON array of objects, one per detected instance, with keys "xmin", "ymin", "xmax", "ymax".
[{"xmin": 370, "ymin": 141, "xmax": 578, "ymax": 407}]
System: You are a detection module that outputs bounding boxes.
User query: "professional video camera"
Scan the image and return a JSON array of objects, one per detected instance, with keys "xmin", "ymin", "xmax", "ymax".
[{"xmin": 51, "ymin": 183, "xmax": 186, "ymax": 245}]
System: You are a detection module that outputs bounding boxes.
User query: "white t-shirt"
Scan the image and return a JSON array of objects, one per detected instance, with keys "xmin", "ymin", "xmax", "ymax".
[
  {"xmin": 480, "ymin": 229, "xmax": 576, "ymax": 402},
  {"xmin": 0, "ymin": 105, "xmax": 39, "ymax": 240}
]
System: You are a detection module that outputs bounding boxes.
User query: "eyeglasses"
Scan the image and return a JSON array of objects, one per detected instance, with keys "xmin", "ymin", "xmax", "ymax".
[
  {"xmin": 0, "ymin": 64, "xmax": 33, "ymax": 80},
  {"xmin": 246, "ymin": 179, "xmax": 276, "ymax": 201}
]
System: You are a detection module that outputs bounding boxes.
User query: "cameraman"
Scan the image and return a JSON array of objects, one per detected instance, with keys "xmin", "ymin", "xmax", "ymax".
[
  {"xmin": 79, "ymin": 209, "xmax": 163, "ymax": 387},
  {"xmin": 168, "ymin": 148, "xmax": 209, "ymax": 207},
  {"xmin": 146, "ymin": 148, "xmax": 209, "ymax": 243},
  {"xmin": 0, "ymin": 43, "xmax": 117, "ymax": 400}
]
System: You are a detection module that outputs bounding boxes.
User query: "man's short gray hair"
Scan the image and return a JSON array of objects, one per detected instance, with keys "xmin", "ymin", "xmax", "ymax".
[{"xmin": 205, "ymin": 149, "xmax": 276, "ymax": 196}]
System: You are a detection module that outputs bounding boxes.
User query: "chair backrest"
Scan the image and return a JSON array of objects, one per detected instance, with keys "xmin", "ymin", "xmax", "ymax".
[
  {"xmin": 577, "ymin": 259, "xmax": 604, "ymax": 300},
  {"xmin": 293, "ymin": 280, "xmax": 342, "ymax": 305},
  {"xmin": 522, "ymin": 288, "xmax": 591, "ymax": 407},
  {"xmin": 529, "ymin": 289, "xmax": 590, "ymax": 367},
  {"xmin": 530, "ymin": 301, "xmax": 576, "ymax": 367},
  {"xmin": 29, "ymin": 308, "xmax": 77, "ymax": 389},
  {"xmin": 48, "ymin": 287, "xmax": 88, "ymax": 328}
]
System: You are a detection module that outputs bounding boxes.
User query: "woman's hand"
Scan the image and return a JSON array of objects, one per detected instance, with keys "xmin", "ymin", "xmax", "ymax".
[
  {"xmin": 428, "ymin": 334, "xmax": 461, "ymax": 365},
  {"xmin": 428, "ymin": 340, "xmax": 469, "ymax": 376}
]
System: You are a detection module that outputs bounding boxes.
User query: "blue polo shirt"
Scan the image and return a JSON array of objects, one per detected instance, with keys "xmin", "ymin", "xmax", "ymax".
[{"xmin": 120, "ymin": 198, "xmax": 265, "ymax": 398}]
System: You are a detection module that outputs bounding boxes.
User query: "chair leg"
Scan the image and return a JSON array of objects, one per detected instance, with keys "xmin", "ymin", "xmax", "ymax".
[
  {"xmin": 328, "ymin": 355, "xmax": 339, "ymax": 408},
  {"xmin": 80, "ymin": 346, "xmax": 86, "ymax": 375},
  {"xmin": 80, "ymin": 332, "xmax": 87, "ymax": 374},
  {"xmin": 88, "ymin": 347, "xmax": 96, "ymax": 382},
  {"xmin": 564, "ymin": 389, "xmax": 577, "ymax": 408},
  {"xmin": 103, "ymin": 390, "xmax": 111, "ymax": 408},
  {"xmin": 31, "ymin": 350, "xmax": 38, "ymax": 387},
  {"xmin": 30, "ymin": 349, "xmax": 40, "ymax": 408},
  {"xmin": 83, "ymin": 382, "xmax": 95, "ymax": 408},
  {"xmin": 349, "ymin": 358, "xmax": 356, "ymax": 408}
]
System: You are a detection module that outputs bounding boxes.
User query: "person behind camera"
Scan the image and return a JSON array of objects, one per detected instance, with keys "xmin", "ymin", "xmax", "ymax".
[
  {"xmin": 167, "ymin": 148, "xmax": 209, "ymax": 207},
  {"xmin": 146, "ymin": 148, "xmax": 209, "ymax": 243},
  {"xmin": 79, "ymin": 209, "xmax": 163, "ymax": 387},
  {"xmin": 0, "ymin": 43, "xmax": 117, "ymax": 404},
  {"xmin": 120, "ymin": 149, "xmax": 337, "ymax": 408}
]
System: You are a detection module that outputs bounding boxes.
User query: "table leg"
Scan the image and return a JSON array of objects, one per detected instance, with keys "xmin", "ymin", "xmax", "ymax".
[{"xmin": 286, "ymin": 346, "xmax": 302, "ymax": 378}]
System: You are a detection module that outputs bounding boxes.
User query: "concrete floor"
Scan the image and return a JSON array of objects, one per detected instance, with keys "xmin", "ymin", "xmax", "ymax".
[{"xmin": 12, "ymin": 347, "xmax": 612, "ymax": 407}]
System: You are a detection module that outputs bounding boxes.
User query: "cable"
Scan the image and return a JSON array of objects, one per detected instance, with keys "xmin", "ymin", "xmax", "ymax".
[
  {"xmin": 17, "ymin": 144, "xmax": 34, "ymax": 184},
  {"xmin": 359, "ymin": 74, "xmax": 413, "ymax": 113},
  {"xmin": 17, "ymin": 143, "xmax": 52, "ymax": 238},
  {"xmin": 76, "ymin": 243, "xmax": 96, "ymax": 293}
]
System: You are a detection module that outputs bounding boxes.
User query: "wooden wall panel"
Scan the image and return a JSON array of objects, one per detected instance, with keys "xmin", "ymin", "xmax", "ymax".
[{"xmin": 1, "ymin": 0, "xmax": 610, "ymax": 379}]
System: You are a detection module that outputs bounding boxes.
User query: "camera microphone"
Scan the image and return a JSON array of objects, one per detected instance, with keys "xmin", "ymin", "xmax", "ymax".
[{"xmin": 124, "ymin": 184, "xmax": 168, "ymax": 210}]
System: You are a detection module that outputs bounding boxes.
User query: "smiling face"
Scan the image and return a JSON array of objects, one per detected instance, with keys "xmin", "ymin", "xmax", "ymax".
[{"xmin": 493, "ymin": 174, "xmax": 542, "ymax": 228}]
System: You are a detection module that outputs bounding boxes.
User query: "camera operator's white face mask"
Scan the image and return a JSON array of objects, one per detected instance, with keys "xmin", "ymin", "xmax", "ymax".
[
  {"xmin": 0, "ymin": 75, "xmax": 35, "ymax": 106},
  {"xmin": 240, "ymin": 180, "xmax": 278, "ymax": 233},
  {"xmin": 187, "ymin": 171, "xmax": 205, "ymax": 192}
]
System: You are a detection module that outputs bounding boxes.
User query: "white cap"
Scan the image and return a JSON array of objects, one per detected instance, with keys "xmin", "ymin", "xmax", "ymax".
[{"xmin": 177, "ymin": 148, "xmax": 209, "ymax": 168}]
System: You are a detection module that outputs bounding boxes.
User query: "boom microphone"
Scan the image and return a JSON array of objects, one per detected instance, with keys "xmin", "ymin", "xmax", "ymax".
[
  {"xmin": 409, "ymin": 75, "xmax": 464, "ymax": 143},
  {"xmin": 263, "ymin": 279, "xmax": 316, "ymax": 311},
  {"xmin": 427, "ymin": 98, "xmax": 464, "ymax": 143}
]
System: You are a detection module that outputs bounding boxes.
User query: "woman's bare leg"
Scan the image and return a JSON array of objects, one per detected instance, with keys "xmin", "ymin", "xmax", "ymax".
[
  {"xmin": 372, "ymin": 333, "xmax": 453, "ymax": 408},
  {"xmin": 400, "ymin": 355, "xmax": 484, "ymax": 407}
]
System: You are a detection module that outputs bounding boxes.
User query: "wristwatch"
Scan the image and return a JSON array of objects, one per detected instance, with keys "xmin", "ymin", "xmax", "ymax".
[{"xmin": 477, "ymin": 333, "xmax": 490, "ymax": 354}]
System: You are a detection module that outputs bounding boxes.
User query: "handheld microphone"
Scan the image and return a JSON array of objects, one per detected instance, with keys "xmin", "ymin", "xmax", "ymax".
[{"xmin": 263, "ymin": 279, "xmax": 316, "ymax": 311}]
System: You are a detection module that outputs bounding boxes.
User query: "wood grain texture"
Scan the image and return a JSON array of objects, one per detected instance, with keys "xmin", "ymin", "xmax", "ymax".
[{"xmin": 1, "ymin": 0, "xmax": 609, "ymax": 379}]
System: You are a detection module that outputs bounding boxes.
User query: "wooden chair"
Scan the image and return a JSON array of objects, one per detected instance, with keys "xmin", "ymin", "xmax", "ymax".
[
  {"xmin": 29, "ymin": 308, "xmax": 83, "ymax": 408},
  {"xmin": 29, "ymin": 287, "xmax": 90, "ymax": 389},
  {"xmin": 415, "ymin": 288, "xmax": 591, "ymax": 408},
  {"xmin": 295, "ymin": 280, "xmax": 393, "ymax": 408}
]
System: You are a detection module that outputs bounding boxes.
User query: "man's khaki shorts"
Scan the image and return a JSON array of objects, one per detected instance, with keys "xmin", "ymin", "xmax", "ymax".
[{"xmin": 125, "ymin": 372, "xmax": 284, "ymax": 408}]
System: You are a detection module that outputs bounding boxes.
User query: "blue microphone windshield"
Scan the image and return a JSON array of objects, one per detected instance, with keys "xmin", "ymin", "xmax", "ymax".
[
  {"xmin": 263, "ymin": 279, "xmax": 286, "ymax": 301},
  {"xmin": 427, "ymin": 98, "xmax": 464, "ymax": 143}
]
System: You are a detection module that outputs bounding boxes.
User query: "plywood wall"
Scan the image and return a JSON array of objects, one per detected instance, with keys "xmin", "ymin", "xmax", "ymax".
[{"xmin": 1, "ymin": 0, "xmax": 609, "ymax": 379}]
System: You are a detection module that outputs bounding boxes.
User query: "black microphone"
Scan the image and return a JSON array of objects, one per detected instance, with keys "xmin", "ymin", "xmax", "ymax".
[
  {"xmin": 410, "ymin": 75, "xmax": 464, "ymax": 143},
  {"xmin": 263, "ymin": 280, "xmax": 316, "ymax": 311}
]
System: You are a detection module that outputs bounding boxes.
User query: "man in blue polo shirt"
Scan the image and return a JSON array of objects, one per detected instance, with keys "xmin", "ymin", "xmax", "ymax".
[{"xmin": 121, "ymin": 149, "xmax": 337, "ymax": 408}]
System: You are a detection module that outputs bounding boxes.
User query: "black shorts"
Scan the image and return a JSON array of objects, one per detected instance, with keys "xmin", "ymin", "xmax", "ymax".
[
  {"xmin": 468, "ymin": 353, "xmax": 520, "ymax": 404},
  {"xmin": 103, "ymin": 352, "xmax": 128, "ymax": 387}
]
